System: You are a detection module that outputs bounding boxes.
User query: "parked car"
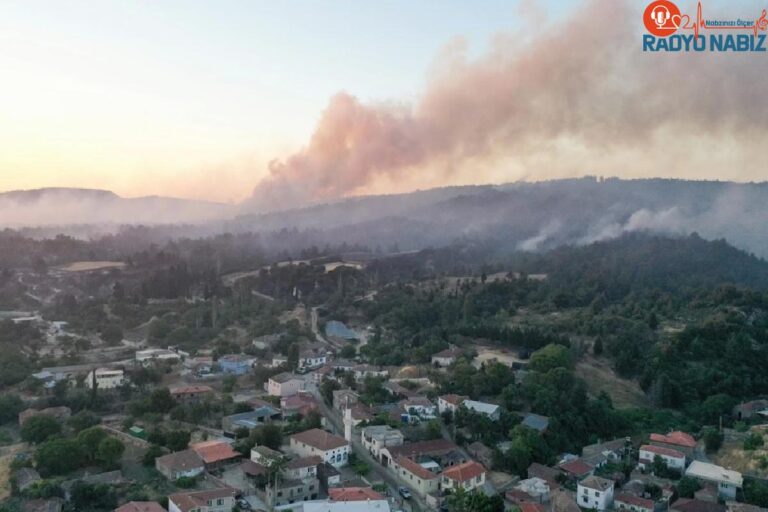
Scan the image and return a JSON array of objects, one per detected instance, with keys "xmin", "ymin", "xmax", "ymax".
[
  {"xmin": 237, "ymin": 498, "xmax": 252, "ymax": 510},
  {"xmin": 398, "ymin": 486, "xmax": 412, "ymax": 499}
]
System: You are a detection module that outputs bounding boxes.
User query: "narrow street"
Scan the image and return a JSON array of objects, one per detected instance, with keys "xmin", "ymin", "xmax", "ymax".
[{"xmin": 306, "ymin": 381, "xmax": 426, "ymax": 512}]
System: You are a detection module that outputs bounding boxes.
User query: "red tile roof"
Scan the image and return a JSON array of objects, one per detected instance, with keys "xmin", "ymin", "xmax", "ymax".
[
  {"xmin": 168, "ymin": 488, "xmax": 234, "ymax": 512},
  {"xmin": 329, "ymin": 487, "xmax": 385, "ymax": 501},
  {"xmin": 441, "ymin": 460, "xmax": 486, "ymax": 482},
  {"xmin": 190, "ymin": 441, "xmax": 241, "ymax": 464},
  {"xmin": 558, "ymin": 459, "xmax": 594, "ymax": 476},
  {"xmin": 240, "ymin": 460, "xmax": 267, "ymax": 477},
  {"xmin": 290, "ymin": 428, "xmax": 348, "ymax": 451},
  {"xmin": 440, "ymin": 394, "xmax": 468, "ymax": 406},
  {"xmin": 286, "ymin": 455, "xmax": 323, "ymax": 469},
  {"xmin": 390, "ymin": 439, "xmax": 459, "ymax": 458},
  {"xmin": 115, "ymin": 502, "xmax": 167, "ymax": 512},
  {"xmin": 616, "ymin": 493, "xmax": 654, "ymax": 510},
  {"xmin": 650, "ymin": 431, "xmax": 696, "ymax": 448},
  {"xmin": 520, "ymin": 503, "xmax": 547, "ymax": 512},
  {"xmin": 396, "ymin": 456, "xmax": 438, "ymax": 480},
  {"xmin": 640, "ymin": 444, "xmax": 685, "ymax": 459}
]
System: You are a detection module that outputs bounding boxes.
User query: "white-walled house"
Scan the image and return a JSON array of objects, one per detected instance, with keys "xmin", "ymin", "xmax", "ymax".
[
  {"xmin": 267, "ymin": 372, "xmax": 305, "ymax": 397},
  {"xmin": 361, "ymin": 425, "xmax": 404, "ymax": 464},
  {"xmin": 638, "ymin": 444, "xmax": 686, "ymax": 472},
  {"xmin": 168, "ymin": 488, "xmax": 235, "ymax": 512},
  {"xmin": 438, "ymin": 394, "xmax": 467, "ymax": 415},
  {"xmin": 290, "ymin": 429, "xmax": 350, "ymax": 468},
  {"xmin": 462, "ymin": 400, "xmax": 501, "ymax": 420},
  {"xmin": 440, "ymin": 461, "xmax": 486, "ymax": 493},
  {"xmin": 685, "ymin": 461, "xmax": 743, "ymax": 500},
  {"xmin": 577, "ymin": 476, "xmax": 614, "ymax": 511},
  {"xmin": 84, "ymin": 368, "xmax": 125, "ymax": 389}
]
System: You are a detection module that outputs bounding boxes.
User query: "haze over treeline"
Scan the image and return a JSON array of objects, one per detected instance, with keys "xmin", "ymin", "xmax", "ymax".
[{"xmin": 4, "ymin": 177, "xmax": 768, "ymax": 259}]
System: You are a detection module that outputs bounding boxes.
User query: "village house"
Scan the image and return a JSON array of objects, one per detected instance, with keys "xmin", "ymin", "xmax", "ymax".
[
  {"xmin": 190, "ymin": 440, "xmax": 241, "ymax": 471},
  {"xmin": 440, "ymin": 460, "xmax": 487, "ymax": 492},
  {"xmin": 733, "ymin": 400, "xmax": 768, "ymax": 421},
  {"xmin": 282, "ymin": 392, "xmax": 319, "ymax": 417},
  {"xmin": 155, "ymin": 449, "xmax": 205, "ymax": 481},
  {"xmin": 671, "ymin": 499, "xmax": 727, "ymax": 512},
  {"xmin": 170, "ymin": 385, "xmax": 212, "ymax": 405},
  {"xmin": 638, "ymin": 444, "xmax": 686, "ymax": 472},
  {"xmin": 431, "ymin": 347, "xmax": 464, "ymax": 367},
  {"xmin": 168, "ymin": 488, "xmax": 235, "ymax": 512},
  {"xmin": 437, "ymin": 394, "xmax": 468, "ymax": 415},
  {"xmin": 558, "ymin": 459, "xmax": 595, "ymax": 481},
  {"xmin": 217, "ymin": 354, "xmax": 252, "ymax": 375},
  {"xmin": 385, "ymin": 439, "xmax": 464, "ymax": 471},
  {"xmin": 84, "ymin": 368, "xmax": 125, "ymax": 389},
  {"xmin": 685, "ymin": 461, "xmax": 743, "ymax": 501},
  {"xmin": 650, "ymin": 431, "xmax": 697, "ymax": 458},
  {"xmin": 392, "ymin": 455, "xmax": 440, "ymax": 496},
  {"xmin": 115, "ymin": 502, "xmax": 167, "ymax": 512},
  {"xmin": 361, "ymin": 425, "xmax": 404, "ymax": 465},
  {"xmin": 272, "ymin": 354, "xmax": 289, "ymax": 367},
  {"xmin": 581, "ymin": 438, "xmax": 629, "ymax": 467},
  {"xmin": 615, "ymin": 493, "xmax": 655, "ymax": 512},
  {"xmin": 352, "ymin": 365, "xmax": 389, "ymax": 381},
  {"xmin": 328, "ymin": 487, "xmax": 385, "ymax": 502},
  {"xmin": 463, "ymin": 400, "xmax": 501, "ymax": 421},
  {"xmin": 400, "ymin": 396, "xmax": 437, "ymax": 420},
  {"xmin": 467, "ymin": 441, "xmax": 494, "ymax": 470},
  {"xmin": 577, "ymin": 475, "xmax": 614, "ymax": 511},
  {"xmin": 135, "ymin": 348, "xmax": 181, "ymax": 366},
  {"xmin": 527, "ymin": 462, "xmax": 565, "ymax": 485},
  {"xmin": 290, "ymin": 429, "xmax": 350, "ymax": 468},
  {"xmin": 298, "ymin": 348, "xmax": 327, "ymax": 370},
  {"xmin": 267, "ymin": 457, "xmax": 322, "ymax": 508},
  {"xmin": 268, "ymin": 372, "xmax": 306, "ymax": 397},
  {"xmin": 251, "ymin": 445, "xmax": 284, "ymax": 466},
  {"xmin": 511, "ymin": 477, "xmax": 552, "ymax": 504}
]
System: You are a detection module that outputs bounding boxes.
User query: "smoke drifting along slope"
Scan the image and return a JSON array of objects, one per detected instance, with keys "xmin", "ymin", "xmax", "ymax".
[{"xmin": 249, "ymin": 0, "xmax": 767, "ymax": 211}]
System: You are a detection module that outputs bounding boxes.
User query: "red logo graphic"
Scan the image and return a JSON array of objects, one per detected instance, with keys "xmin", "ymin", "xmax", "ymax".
[{"xmin": 644, "ymin": 0, "xmax": 681, "ymax": 36}]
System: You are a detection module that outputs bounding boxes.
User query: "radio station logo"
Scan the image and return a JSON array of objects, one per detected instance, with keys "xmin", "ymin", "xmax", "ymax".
[{"xmin": 643, "ymin": 1, "xmax": 768, "ymax": 52}]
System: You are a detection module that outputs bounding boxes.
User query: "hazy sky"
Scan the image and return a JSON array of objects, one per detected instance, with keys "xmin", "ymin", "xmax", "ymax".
[
  {"xmin": 0, "ymin": 0, "xmax": 565, "ymax": 202},
  {"xmin": 1, "ymin": 0, "xmax": 763, "ymax": 205}
]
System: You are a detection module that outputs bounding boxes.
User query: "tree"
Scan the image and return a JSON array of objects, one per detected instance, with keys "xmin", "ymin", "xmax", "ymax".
[
  {"xmin": 36, "ymin": 438, "xmax": 85, "ymax": 476},
  {"xmin": 21, "ymin": 414, "xmax": 61, "ymax": 444},
  {"xmin": 69, "ymin": 481, "xmax": 117, "ymax": 511},
  {"xmin": 701, "ymin": 427, "xmax": 723, "ymax": 452},
  {"xmin": 529, "ymin": 344, "xmax": 572, "ymax": 373},
  {"xmin": 251, "ymin": 424, "xmax": 283, "ymax": 450},
  {"xmin": 320, "ymin": 378, "xmax": 341, "ymax": 405},
  {"xmin": 165, "ymin": 430, "xmax": 191, "ymax": 452},
  {"xmin": 100, "ymin": 324, "xmax": 124, "ymax": 346},
  {"xmin": 68, "ymin": 410, "xmax": 100, "ymax": 433},
  {"xmin": 676, "ymin": 477, "xmax": 701, "ymax": 499},
  {"xmin": 446, "ymin": 488, "xmax": 504, "ymax": 512},
  {"xmin": 339, "ymin": 344, "xmax": 357, "ymax": 359},
  {"xmin": 148, "ymin": 388, "xmax": 176, "ymax": 414},
  {"xmin": 744, "ymin": 432, "xmax": 765, "ymax": 451},
  {"xmin": 593, "ymin": 337, "xmax": 604, "ymax": 355},
  {"xmin": 142, "ymin": 444, "xmax": 164, "ymax": 466},
  {"xmin": 96, "ymin": 437, "xmax": 125, "ymax": 468},
  {"xmin": 426, "ymin": 420, "xmax": 442, "ymax": 440},
  {"xmin": 0, "ymin": 395, "xmax": 23, "ymax": 425},
  {"xmin": 77, "ymin": 426, "xmax": 108, "ymax": 461}
]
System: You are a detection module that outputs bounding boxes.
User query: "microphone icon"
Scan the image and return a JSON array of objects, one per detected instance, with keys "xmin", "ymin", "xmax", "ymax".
[{"xmin": 651, "ymin": 5, "xmax": 671, "ymax": 28}]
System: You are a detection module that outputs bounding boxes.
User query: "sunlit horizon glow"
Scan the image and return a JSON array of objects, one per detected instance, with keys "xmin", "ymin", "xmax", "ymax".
[{"xmin": 0, "ymin": 0, "xmax": 764, "ymax": 204}]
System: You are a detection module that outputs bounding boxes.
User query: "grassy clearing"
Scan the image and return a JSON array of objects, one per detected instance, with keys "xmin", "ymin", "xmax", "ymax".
[{"xmin": 575, "ymin": 354, "xmax": 649, "ymax": 408}]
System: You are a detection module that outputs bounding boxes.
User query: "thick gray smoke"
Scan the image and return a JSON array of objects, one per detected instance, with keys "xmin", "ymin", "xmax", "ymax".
[{"xmin": 249, "ymin": 0, "xmax": 768, "ymax": 211}]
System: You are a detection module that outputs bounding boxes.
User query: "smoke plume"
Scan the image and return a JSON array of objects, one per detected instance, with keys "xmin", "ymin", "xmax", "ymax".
[{"xmin": 249, "ymin": 0, "xmax": 767, "ymax": 211}]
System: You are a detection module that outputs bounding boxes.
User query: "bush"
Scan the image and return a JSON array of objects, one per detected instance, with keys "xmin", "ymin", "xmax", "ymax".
[
  {"xmin": 20, "ymin": 415, "xmax": 61, "ymax": 444},
  {"xmin": 175, "ymin": 476, "xmax": 197, "ymax": 488},
  {"xmin": 744, "ymin": 432, "xmax": 764, "ymax": 451},
  {"xmin": 702, "ymin": 427, "xmax": 723, "ymax": 452}
]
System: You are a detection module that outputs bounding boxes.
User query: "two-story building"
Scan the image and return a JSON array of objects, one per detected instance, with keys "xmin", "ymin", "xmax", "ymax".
[
  {"xmin": 685, "ymin": 461, "xmax": 743, "ymax": 501},
  {"xmin": 84, "ymin": 368, "xmax": 125, "ymax": 389},
  {"xmin": 577, "ymin": 476, "xmax": 614, "ymax": 511},
  {"xmin": 289, "ymin": 429, "xmax": 350, "ymax": 468},
  {"xmin": 268, "ymin": 373, "xmax": 306, "ymax": 397},
  {"xmin": 638, "ymin": 444, "xmax": 686, "ymax": 473},
  {"xmin": 155, "ymin": 449, "xmax": 205, "ymax": 481},
  {"xmin": 437, "ymin": 394, "xmax": 468, "ymax": 415},
  {"xmin": 361, "ymin": 425, "xmax": 404, "ymax": 465},
  {"xmin": 218, "ymin": 354, "xmax": 252, "ymax": 375},
  {"xmin": 170, "ymin": 385, "xmax": 213, "ymax": 405},
  {"xmin": 392, "ymin": 455, "xmax": 440, "ymax": 497}
]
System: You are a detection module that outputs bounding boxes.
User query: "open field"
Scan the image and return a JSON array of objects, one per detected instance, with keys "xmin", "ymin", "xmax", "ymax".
[
  {"xmin": 713, "ymin": 426, "xmax": 768, "ymax": 478},
  {"xmin": 57, "ymin": 261, "xmax": 126, "ymax": 272},
  {"xmin": 472, "ymin": 346, "xmax": 526, "ymax": 369},
  {"xmin": 575, "ymin": 354, "xmax": 649, "ymax": 408}
]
